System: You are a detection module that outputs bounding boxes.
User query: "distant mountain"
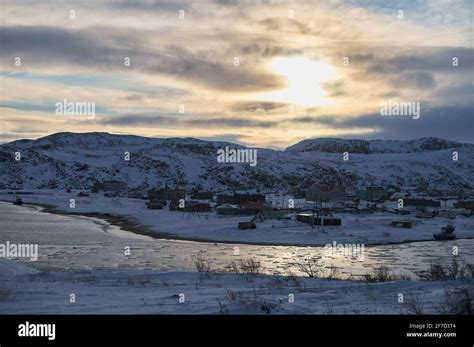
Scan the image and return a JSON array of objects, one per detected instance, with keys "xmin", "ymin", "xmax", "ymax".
[
  {"xmin": 285, "ymin": 137, "xmax": 470, "ymax": 154},
  {"xmin": 0, "ymin": 132, "xmax": 473, "ymax": 193}
]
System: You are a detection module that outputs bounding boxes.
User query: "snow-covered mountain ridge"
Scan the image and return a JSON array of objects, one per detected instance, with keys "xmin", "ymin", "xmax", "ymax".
[{"xmin": 1, "ymin": 132, "xmax": 473, "ymax": 193}]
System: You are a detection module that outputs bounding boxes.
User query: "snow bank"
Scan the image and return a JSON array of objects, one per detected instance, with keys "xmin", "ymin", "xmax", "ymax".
[
  {"xmin": 0, "ymin": 258, "xmax": 39, "ymax": 277},
  {"xmin": 1, "ymin": 268, "xmax": 471, "ymax": 314}
]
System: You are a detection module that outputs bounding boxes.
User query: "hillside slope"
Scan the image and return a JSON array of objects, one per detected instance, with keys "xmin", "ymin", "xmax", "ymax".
[{"xmin": 1, "ymin": 132, "xmax": 473, "ymax": 193}]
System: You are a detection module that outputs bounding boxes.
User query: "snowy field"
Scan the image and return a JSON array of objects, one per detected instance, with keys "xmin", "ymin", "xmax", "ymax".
[
  {"xmin": 1, "ymin": 190, "xmax": 473, "ymax": 246},
  {"xmin": 0, "ymin": 258, "xmax": 471, "ymax": 314}
]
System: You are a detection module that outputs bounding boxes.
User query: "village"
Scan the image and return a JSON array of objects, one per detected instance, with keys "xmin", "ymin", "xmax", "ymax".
[{"xmin": 4, "ymin": 181, "xmax": 474, "ymax": 246}]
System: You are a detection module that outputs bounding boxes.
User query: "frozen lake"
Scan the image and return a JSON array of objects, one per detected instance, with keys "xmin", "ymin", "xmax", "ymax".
[{"xmin": 1, "ymin": 202, "xmax": 473, "ymax": 279}]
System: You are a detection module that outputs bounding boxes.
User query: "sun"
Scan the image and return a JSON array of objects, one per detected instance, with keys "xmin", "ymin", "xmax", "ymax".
[{"xmin": 254, "ymin": 56, "xmax": 338, "ymax": 107}]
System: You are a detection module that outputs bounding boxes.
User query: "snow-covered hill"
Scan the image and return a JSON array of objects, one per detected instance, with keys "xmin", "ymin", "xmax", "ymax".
[
  {"xmin": 285, "ymin": 137, "xmax": 470, "ymax": 154},
  {"xmin": 0, "ymin": 132, "xmax": 473, "ymax": 193}
]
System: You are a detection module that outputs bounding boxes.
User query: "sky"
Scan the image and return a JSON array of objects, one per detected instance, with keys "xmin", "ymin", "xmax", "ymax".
[{"xmin": 0, "ymin": 0, "xmax": 473, "ymax": 148}]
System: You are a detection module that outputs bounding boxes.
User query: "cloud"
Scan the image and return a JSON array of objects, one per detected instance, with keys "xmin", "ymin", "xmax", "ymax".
[
  {"xmin": 239, "ymin": 42, "xmax": 303, "ymax": 57},
  {"xmin": 367, "ymin": 47, "xmax": 474, "ymax": 74},
  {"xmin": 142, "ymin": 45, "xmax": 283, "ymax": 91},
  {"xmin": 0, "ymin": 0, "xmax": 472, "ymax": 147},
  {"xmin": 0, "ymin": 26, "xmax": 121, "ymax": 66},
  {"xmin": 260, "ymin": 18, "xmax": 312, "ymax": 35},
  {"xmin": 291, "ymin": 115, "xmax": 339, "ymax": 126},
  {"xmin": 230, "ymin": 101, "xmax": 287, "ymax": 112},
  {"xmin": 99, "ymin": 114, "xmax": 278, "ymax": 128},
  {"xmin": 109, "ymin": 0, "xmax": 191, "ymax": 11},
  {"xmin": 198, "ymin": 133, "xmax": 246, "ymax": 143},
  {"xmin": 0, "ymin": 71, "xmax": 189, "ymax": 97},
  {"xmin": 0, "ymin": 26, "xmax": 283, "ymax": 92},
  {"xmin": 292, "ymin": 107, "xmax": 474, "ymax": 143}
]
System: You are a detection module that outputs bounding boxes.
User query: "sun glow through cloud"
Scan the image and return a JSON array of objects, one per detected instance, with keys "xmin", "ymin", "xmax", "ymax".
[
  {"xmin": 254, "ymin": 56, "xmax": 338, "ymax": 107},
  {"xmin": 1, "ymin": 0, "xmax": 472, "ymax": 147}
]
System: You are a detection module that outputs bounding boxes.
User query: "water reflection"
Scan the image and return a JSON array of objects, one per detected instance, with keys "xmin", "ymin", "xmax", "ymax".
[{"xmin": 1, "ymin": 202, "xmax": 472, "ymax": 279}]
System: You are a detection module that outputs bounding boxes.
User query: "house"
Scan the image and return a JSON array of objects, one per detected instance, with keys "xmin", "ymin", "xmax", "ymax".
[
  {"xmin": 265, "ymin": 193, "xmax": 305, "ymax": 209},
  {"xmin": 217, "ymin": 204, "xmax": 239, "ymax": 215},
  {"xmin": 216, "ymin": 194, "xmax": 235, "ymax": 204},
  {"xmin": 240, "ymin": 202, "xmax": 267, "ymax": 215},
  {"xmin": 356, "ymin": 186, "xmax": 390, "ymax": 201},
  {"xmin": 216, "ymin": 202, "xmax": 267, "ymax": 216},
  {"xmin": 296, "ymin": 213, "xmax": 313, "ymax": 223},
  {"xmin": 296, "ymin": 213, "xmax": 341, "ymax": 226},
  {"xmin": 355, "ymin": 189, "xmax": 368, "ymax": 200},
  {"xmin": 404, "ymin": 199, "xmax": 441, "ymax": 208},
  {"xmin": 191, "ymin": 191, "xmax": 214, "ymax": 200},
  {"xmin": 262, "ymin": 209, "xmax": 286, "ymax": 219},
  {"xmin": 454, "ymin": 200, "xmax": 474, "ymax": 209},
  {"xmin": 171, "ymin": 201, "xmax": 213, "ymax": 212},
  {"xmin": 367, "ymin": 186, "xmax": 389, "ymax": 201},
  {"xmin": 146, "ymin": 200, "xmax": 164, "ymax": 209},
  {"xmin": 216, "ymin": 192, "xmax": 265, "ymax": 205},
  {"xmin": 103, "ymin": 180, "xmax": 127, "ymax": 192},
  {"xmin": 386, "ymin": 185, "xmax": 400, "ymax": 194},
  {"xmin": 305, "ymin": 185, "xmax": 346, "ymax": 202},
  {"xmin": 148, "ymin": 188, "xmax": 186, "ymax": 202},
  {"xmin": 92, "ymin": 180, "xmax": 127, "ymax": 192},
  {"xmin": 188, "ymin": 203, "xmax": 213, "ymax": 212}
]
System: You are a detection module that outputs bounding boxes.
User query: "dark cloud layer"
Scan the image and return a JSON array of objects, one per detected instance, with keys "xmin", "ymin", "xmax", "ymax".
[
  {"xmin": 0, "ymin": 26, "xmax": 282, "ymax": 91},
  {"xmin": 366, "ymin": 47, "xmax": 474, "ymax": 74},
  {"xmin": 230, "ymin": 101, "xmax": 287, "ymax": 112},
  {"xmin": 293, "ymin": 106, "xmax": 474, "ymax": 143},
  {"xmin": 100, "ymin": 114, "xmax": 278, "ymax": 128}
]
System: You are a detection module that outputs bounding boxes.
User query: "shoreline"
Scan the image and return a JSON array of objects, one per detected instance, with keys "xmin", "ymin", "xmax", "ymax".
[{"xmin": 2, "ymin": 200, "xmax": 472, "ymax": 248}]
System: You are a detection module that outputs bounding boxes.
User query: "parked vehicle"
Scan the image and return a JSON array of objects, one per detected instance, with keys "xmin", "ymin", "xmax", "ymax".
[
  {"xmin": 238, "ymin": 212, "xmax": 263, "ymax": 229},
  {"xmin": 238, "ymin": 222, "xmax": 256, "ymax": 230},
  {"xmin": 433, "ymin": 223, "xmax": 456, "ymax": 241}
]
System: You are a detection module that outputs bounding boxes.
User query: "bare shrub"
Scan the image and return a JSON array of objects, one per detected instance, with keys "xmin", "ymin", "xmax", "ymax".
[
  {"xmin": 0, "ymin": 284, "xmax": 15, "ymax": 301},
  {"xmin": 218, "ymin": 301, "xmax": 229, "ymax": 314},
  {"xmin": 294, "ymin": 258, "xmax": 342, "ymax": 279},
  {"xmin": 418, "ymin": 263, "xmax": 447, "ymax": 281},
  {"xmin": 402, "ymin": 294, "xmax": 425, "ymax": 314},
  {"xmin": 226, "ymin": 258, "xmax": 262, "ymax": 275},
  {"xmin": 225, "ymin": 288, "xmax": 278, "ymax": 314},
  {"xmin": 225, "ymin": 288, "xmax": 237, "ymax": 301},
  {"xmin": 364, "ymin": 266, "xmax": 394, "ymax": 282},
  {"xmin": 324, "ymin": 300, "xmax": 334, "ymax": 314},
  {"xmin": 468, "ymin": 264, "xmax": 474, "ymax": 278},
  {"xmin": 129, "ymin": 277, "xmax": 152, "ymax": 286},
  {"xmin": 260, "ymin": 301, "xmax": 275, "ymax": 314},
  {"xmin": 417, "ymin": 256, "xmax": 472, "ymax": 281},
  {"xmin": 326, "ymin": 265, "xmax": 340, "ymax": 280},
  {"xmin": 294, "ymin": 256, "xmax": 323, "ymax": 278},
  {"xmin": 438, "ymin": 286, "xmax": 473, "ymax": 315},
  {"xmin": 192, "ymin": 250, "xmax": 211, "ymax": 273},
  {"xmin": 268, "ymin": 271, "xmax": 303, "ymax": 290},
  {"xmin": 396, "ymin": 273, "xmax": 413, "ymax": 280},
  {"xmin": 284, "ymin": 270, "xmax": 304, "ymax": 289}
]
